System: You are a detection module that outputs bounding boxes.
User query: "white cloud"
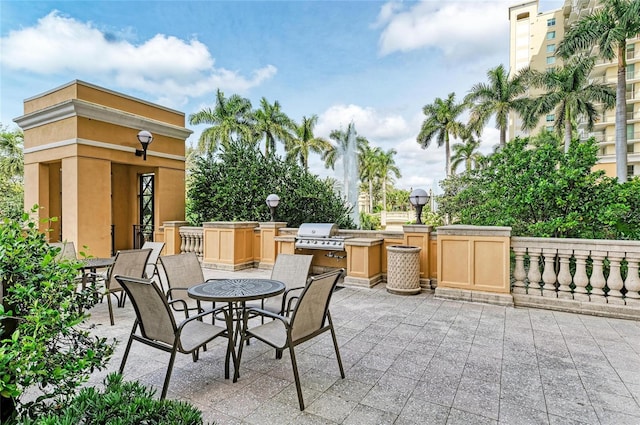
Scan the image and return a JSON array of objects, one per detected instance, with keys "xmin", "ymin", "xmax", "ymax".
[
  {"xmin": 315, "ymin": 104, "xmax": 411, "ymax": 141},
  {"xmin": 376, "ymin": 0, "xmax": 511, "ymax": 60},
  {"xmin": 0, "ymin": 11, "xmax": 276, "ymax": 107}
]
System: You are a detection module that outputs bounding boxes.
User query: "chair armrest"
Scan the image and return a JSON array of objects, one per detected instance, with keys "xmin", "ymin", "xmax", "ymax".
[
  {"xmin": 168, "ymin": 299, "xmax": 190, "ymax": 319},
  {"xmin": 244, "ymin": 307, "xmax": 289, "ymax": 325},
  {"xmin": 166, "ymin": 287, "xmax": 190, "ymax": 296},
  {"xmin": 178, "ymin": 305, "xmax": 230, "ymax": 331},
  {"xmin": 280, "ymin": 286, "xmax": 305, "ymax": 314}
]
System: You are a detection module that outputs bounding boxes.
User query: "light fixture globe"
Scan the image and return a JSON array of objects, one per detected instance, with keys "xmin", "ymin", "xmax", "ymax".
[
  {"xmin": 409, "ymin": 188, "xmax": 429, "ymax": 225},
  {"xmin": 266, "ymin": 194, "xmax": 280, "ymax": 221},
  {"xmin": 135, "ymin": 130, "xmax": 153, "ymax": 160}
]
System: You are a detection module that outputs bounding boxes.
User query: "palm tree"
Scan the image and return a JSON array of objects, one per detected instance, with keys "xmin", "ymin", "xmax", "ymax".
[
  {"xmin": 523, "ymin": 57, "xmax": 615, "ymax": 152},
  {"xmin": 0, "ymin": 126, "xmax": 24, "ymax": 182},
  {"xmin": 253, "ymin": 97, "xmax": 295, "ymax": 157},
  {"xmin": 417, "ymin": 93, "xmax": 467, "ymax": 177},
  {"xmin": 451, "ymin": 133, "xmax": 483, "ymax": 173},
  {"xmin": 557, "ymin": 0, "xmax": 640, "ymax": 182},
  {"xmin": 188, "ymin": 89, "xmax": 253, "ymax": 154},
  {"xmin": 465, "ymin": 64, "xmax": 530, "ymax": 148},
  {"xmin": 358, "ymin": 141, "xmax": 382, "ymax": 213},
  {"xmin": 285, "ymin": 115, "xmax": 332, "ymax": 170},
  {"xmin": 376, "ymin": 149, "xmax": 401, "ymax": 212}
]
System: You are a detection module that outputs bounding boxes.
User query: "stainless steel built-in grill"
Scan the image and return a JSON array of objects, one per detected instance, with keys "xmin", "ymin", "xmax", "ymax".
[{"xmin": 295, "ymin": 223, "xmax": 351, "ymax": 251}]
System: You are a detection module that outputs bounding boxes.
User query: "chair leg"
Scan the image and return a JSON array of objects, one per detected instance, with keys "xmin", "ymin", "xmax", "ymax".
[
  {"xmin": 289, "ymin": 345, "xmax": 305, "ymax": 411},
  {"xmin": 161, "ymin": 347, "xmax": 178, "ymax": 400},
  {"xmin": 118, "ymin": 331, "xmax": 136, "ymax": 374},
  {"xmin": 328, "ymin": 312, "xmax": 345, "ymax": 379},
  {"xmin": 107, "ymin": 292, "xmax": 115, "ymax": 326}
]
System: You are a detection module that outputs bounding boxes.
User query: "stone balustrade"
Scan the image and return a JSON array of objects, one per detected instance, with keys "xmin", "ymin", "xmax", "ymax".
[
  {"xmin": 179, "ymin": 226, "xmax": 204, "ymax": 257},
  {"xmin": 164, "ymin": 221, "xmax": 640, "ymax": 319},
  {"xmin": 511, "ymin": 237, "xmax": 640, "ymax": 319}
]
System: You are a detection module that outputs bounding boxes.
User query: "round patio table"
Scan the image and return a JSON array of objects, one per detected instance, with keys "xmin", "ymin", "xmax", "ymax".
[
  {"xmin": 79, "ymin": 257, "xmax": 115, "ymax": 289},
  {"xmin": 188, "ymin": 278, "xmax": 285, "ymax": 352}
]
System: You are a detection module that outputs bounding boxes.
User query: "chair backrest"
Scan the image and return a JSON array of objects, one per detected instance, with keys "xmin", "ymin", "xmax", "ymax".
[
  {"xmin": 51, "ymin": 241, "xmax": 77, "ymax": 261},
  {"xmin": 270, "ymin": 254, "xmax": 313, "ymax": 291},
  {"xmin": 158, "ymin": 253, "xmax": 205, "ymax": 300},
  {"xmin": 107, "ymin": 249, "xmax": 152, "ymax": 291},
  {"xmin": 141, "ymin": 241, "xmax": 165, "ymax": 277},
  {"xmin": 115, "ymin": 275, "xmax": 177, "ymax": 345},
  {"xmin": 290, "ymin": 269, "xmax": 344, "ymax": 343}
]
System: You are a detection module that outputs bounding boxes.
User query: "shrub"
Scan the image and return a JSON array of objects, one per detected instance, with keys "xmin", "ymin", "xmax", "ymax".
[
  {"xmin": 186, "ymin": 141, "xmax": 355, "ymax": 228},
  {"xmin": 0, "ymin": 208, "xmax": 115, "ymax": 421},
  {"xmin": 438, "ymin": 137, "xmax": 640, "ymax": 239},
  {"xmin": 18, "ymin": 373, "xmax": 210, "ymax": 425}
]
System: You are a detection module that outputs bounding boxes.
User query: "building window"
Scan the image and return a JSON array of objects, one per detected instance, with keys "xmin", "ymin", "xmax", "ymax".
[
  {"xmin": 547, "ymin": 18, "xmax": 556, "ymax": 26},
  {"xmin": 629, "ymin": 124, "xmax": 636, "ymax": 140},
  {"xmin": 546, "ymin": 56, "xmax": 556, "ymax": 65},
  {"xmin": 628, "ymin": 43, "xmax": 636, "ymax": 60},
  {"xmin": 628, "ymin": 104, "xmax": 635, "ymax": 120},
  {"xmin": 546, "ymin": 114, "xmax": 555, "ymax": 122},
  {"xmin": 547, "ymin": 31, "xmax": 556, "ymax": 40},
  {"xmin": 546, "ymin": 44, "xmax": 556, "ymax": 53},
  {"xmin": 546, "ymin": 126, "xmax": 554, "ymax": 132},
  {"xmin": 628, "ymin": 83, "xmax": 636, "ymax": 100},
  {"xmin": 628, "ymin": 165, "xmax": 635, "ymax": 176},
  {"xmin": 629, "ymin": 143, "xmax": 635, "ymax": 154},
  {"xmin": 627, "ymin": 63, "xmax": 635, "ymax": 80}
]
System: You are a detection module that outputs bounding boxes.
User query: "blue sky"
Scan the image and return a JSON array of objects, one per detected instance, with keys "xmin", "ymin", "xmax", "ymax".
[{"xmin": 0, "ymin": 0, "xmax": 562, "ymax": 191}]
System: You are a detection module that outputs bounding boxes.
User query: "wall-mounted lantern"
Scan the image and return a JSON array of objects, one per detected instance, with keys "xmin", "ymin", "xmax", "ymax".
[{"xmin": 135, "ymin": 130, "xmax": 153, "ymax": 160}]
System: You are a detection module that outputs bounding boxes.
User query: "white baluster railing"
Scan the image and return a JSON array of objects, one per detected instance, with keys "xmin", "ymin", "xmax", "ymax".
[
  {"xmin": 511, "ymin": 238, "xmax": 640, "ymax": 307},
  {"xmin": 179, "ymin": 227, "xmax": 204, "ymax": 258}
]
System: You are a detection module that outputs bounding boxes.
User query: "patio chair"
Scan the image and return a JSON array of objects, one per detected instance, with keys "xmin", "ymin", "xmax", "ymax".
[
  {"xmin": 235, "ymin": 268, "xmax": 345, "ymax": 410},
  {"xmin": 115, "ymin": 275, "xmax": 233, "ymax": 400},
  {"xmin": 246, "ymin": 254, "xmax": 313, "ymax": 318},
  {"xmin": 159, "ymin": 252, "xmax": 216, "ymax": 316},
  {"xmin": 88, "ymin": 248, "xmax": 152, "ymax": 326},
  {"xmin": 141, "ymin": 241, "xmax": 165, "ymax": 281},
  {"xmin": 51, "ymin": 241, "xmax": 77, "ymax": 261}
]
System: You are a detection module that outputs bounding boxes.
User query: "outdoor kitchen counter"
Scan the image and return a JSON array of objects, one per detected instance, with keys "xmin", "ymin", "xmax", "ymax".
[{"xmin": 275, "ymin": 235, "xmax": 384, "ymax": 288}]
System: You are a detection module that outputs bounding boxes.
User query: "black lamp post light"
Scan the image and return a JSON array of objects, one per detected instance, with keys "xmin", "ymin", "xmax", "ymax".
[
  {"xmin": 266, "ymin": 194, "xmax": 280, "ymax": 221},
  {"xmin": 135, "ymin": 130, "xmax": 153, "ymax": 160},
  {"xmin": 409, "ymin": 188, "xmax": 429, "ymax": 225}
]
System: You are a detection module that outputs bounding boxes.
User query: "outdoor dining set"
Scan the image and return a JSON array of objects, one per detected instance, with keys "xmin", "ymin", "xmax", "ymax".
[{"xmin": 50, "ymin": 242, "xmax": 345, "ymax": 411}]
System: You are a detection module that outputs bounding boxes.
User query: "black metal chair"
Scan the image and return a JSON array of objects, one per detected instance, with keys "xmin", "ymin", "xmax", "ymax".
[
  {"xmin": 115, "ymin": 275, "xmax": 234, "ymax": 399},
  {"xmin": 234, "ymin": 269, "xmax": 345, "ymax": 410}
]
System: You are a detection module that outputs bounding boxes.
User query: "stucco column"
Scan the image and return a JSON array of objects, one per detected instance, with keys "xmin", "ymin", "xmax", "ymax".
[
  {"xmin": 403, "ymin": 224, "xmax": 432, "ymax": 289},
  {"xmin": 61, "ymin": 156, "xmax": 111, "ymax": 257},
  {"xmin": 258, "ymin": 222, "xmax": 288, "ymax": 269},
  {"xmin": 23, "ymin": 162, "xmax": 50, "ymax": 234},
  {"xmin": 163, "ymin": 221, "xmax": 189, "ymax": 255}
]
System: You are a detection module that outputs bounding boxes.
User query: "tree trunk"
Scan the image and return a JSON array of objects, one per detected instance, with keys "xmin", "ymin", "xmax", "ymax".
[
  {"xmin": 500, "ymin": 127, "xmax": 506, "ymax": 148},
  {"xmin": 445, "ymin": 137, "xmax": 451, "ymax": 177},
  {"xmin": 564, "ymin": 116, "xmax": 572, "ymax": 153},
  {"xmin": 368, "ymin": 180, "xmax": 373, "ymax": 213},
  {"xmin": 616, "ymin": 45, "xmax": 628, "ymax": 183}
]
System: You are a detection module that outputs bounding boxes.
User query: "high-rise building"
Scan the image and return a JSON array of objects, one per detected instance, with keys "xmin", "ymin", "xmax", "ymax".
[{"xmin": 508, "ymin": 0, "xmax": 640, "ymax": 178}]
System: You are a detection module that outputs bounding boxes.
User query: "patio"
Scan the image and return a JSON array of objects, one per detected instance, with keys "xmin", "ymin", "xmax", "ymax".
[{"xmin": 84, "ymin": 266, "xmax": 640, "ymax": 425}]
